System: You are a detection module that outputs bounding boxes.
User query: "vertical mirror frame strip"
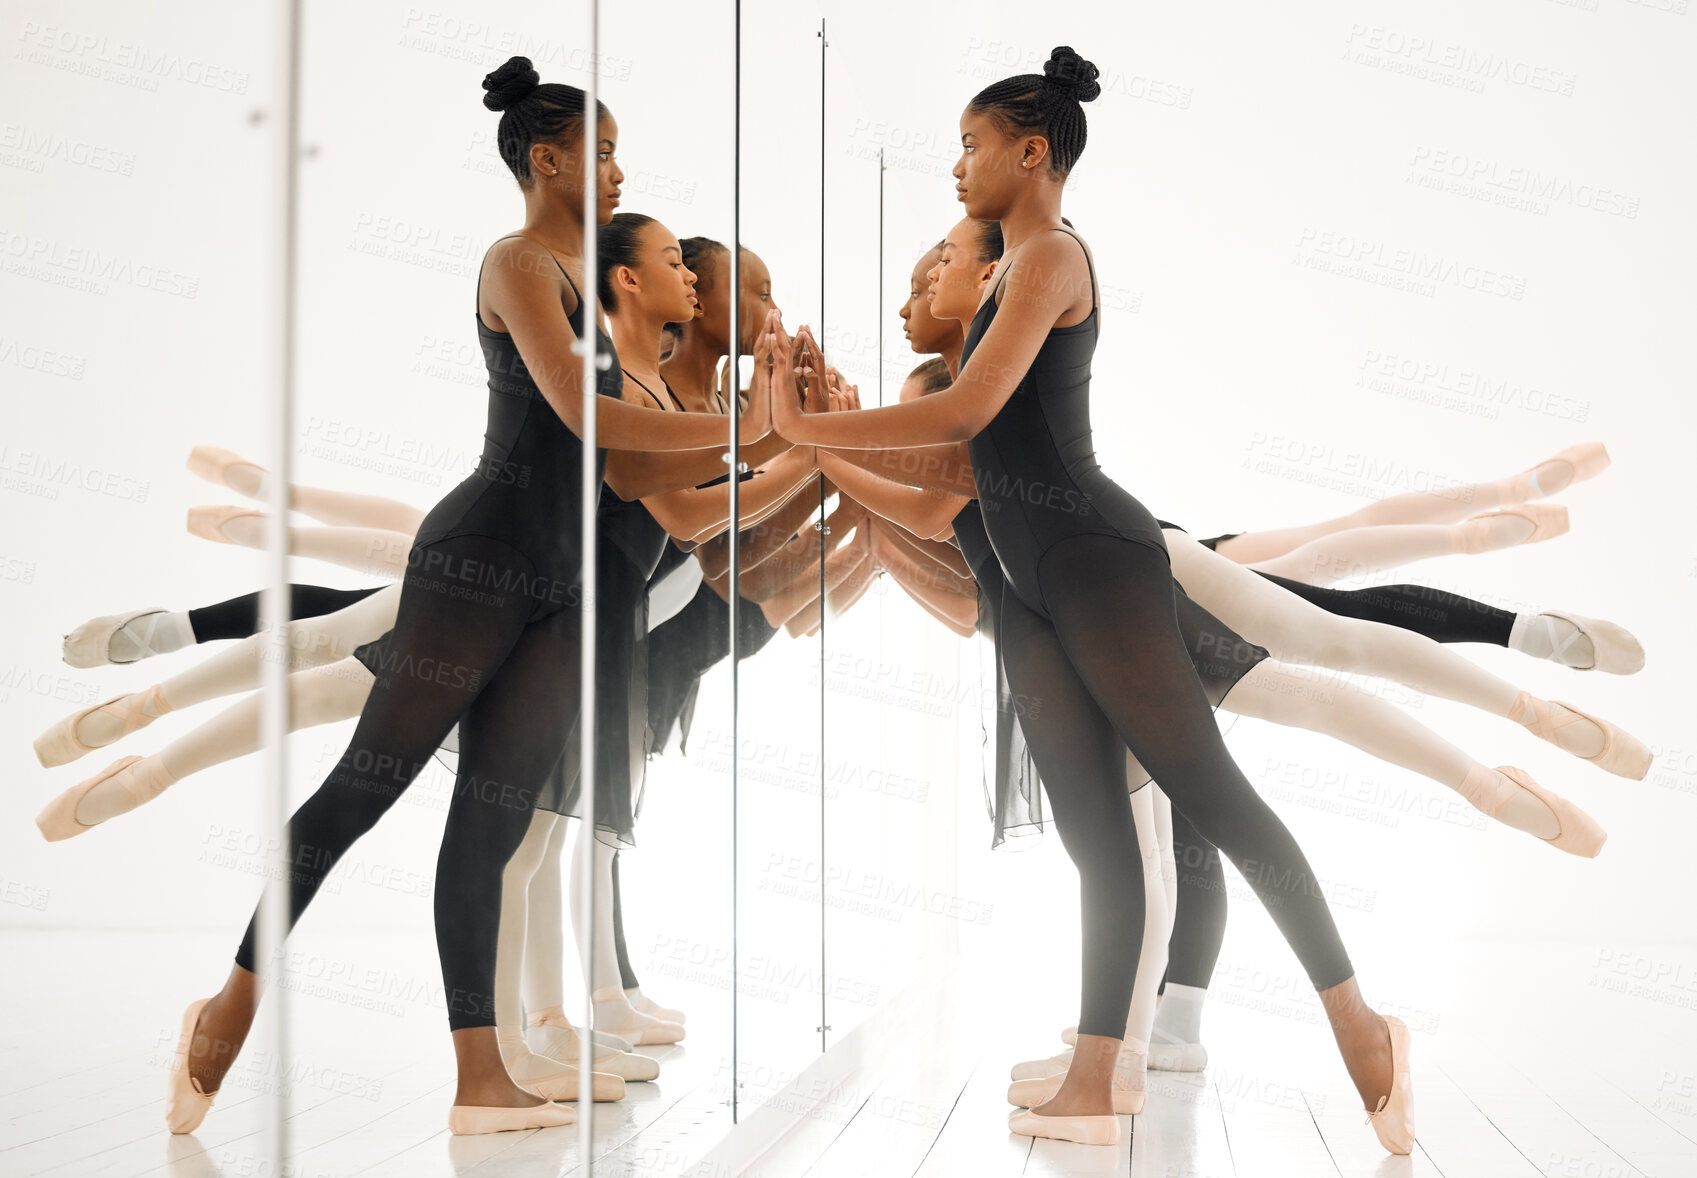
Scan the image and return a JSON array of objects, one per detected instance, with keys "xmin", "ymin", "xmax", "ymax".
[
  {"xmin": 257, "ymin": 1, "xmax": 305, "ymax": 1168},
  {"xmin": 728, "ymin": 0, "xmax": 744, "ymax": 1127},
  {"xmin": 577, "ymin": 0, "xmax": 602, "ymax": 1160}
]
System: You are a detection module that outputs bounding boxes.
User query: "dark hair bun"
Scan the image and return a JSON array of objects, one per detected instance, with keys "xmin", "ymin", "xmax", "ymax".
[
  {"xmin": 482, "ymin": 56, "xmax": 540, "ymax": 112},
  {"xmin": 1044, "ymin": 46, "xmax": 1101, "ymax": 103}
]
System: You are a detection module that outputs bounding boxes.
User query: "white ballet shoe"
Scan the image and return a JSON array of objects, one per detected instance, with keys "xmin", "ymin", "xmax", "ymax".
[
  {"xmin": 1011, "ymin": 1049, "xmax": 1073, "ymax": 1081},
  {"xmin": 447, "ymin": 1101, "xmax": 574, "ymax": 1135},
  {"xmin": 186, "ymin": 445, "xmax": 265, "ymax": 495},
  {"xmin": 627, "ymin": 987, "xmax": 686, "ymax": 1023},
  {"xmin": 1007, "ymin": 1107, "xmax": 1120, "ymax": 1146},
  {"xmin": 34, "ymin": 685, "xmax": 172, "ymax": 768},
  {"xmin": 526, "ymin": 1005, "xmax": 634, "ymax": 1054},
  {"xmin": 1366, "ymin": 1014, "xmax": 1415, "ymax": 1155},
  {"xmin": 37, "ymin": 755, "xmax": 175, "ymax": 841},
  {"xmin": 1508, "ymin": 691, "xmax": 1651, "ymax": 780},
  {"xmin": 1007, "ymin": 1046, "xmax": 1146, "ymax": 1116},
  {"xmin": 1147, "ymin": 1038, "xmax": 1209, "ymax": 1072},
  {"xmin": 187, "ymin": 504, "xmax": 264, "ymax": 546},
  {"xmin": 166, "ymin": 998, "xmax": 217, "ymax": 1134},
  {"xmin": 1538, "ymin": 610, "xmax": 1644, "ymax": 674},
  {"xmin": 526, "ymin": 1022, "xmax": 659, "ymax": 1082},
  {"xmin": 62, "ymin": 607, "xmax": 165, "ymax": 668}
]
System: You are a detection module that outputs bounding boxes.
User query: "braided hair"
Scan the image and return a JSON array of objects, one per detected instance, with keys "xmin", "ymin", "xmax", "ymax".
[
  {"xmin": 966, "ymin": 46, "xmax": 1101, "ymax": 175},
  {"xmin": 678, "ymin": 236, "xmax": 728, "ymax": 292},
  {"xmin": 481, "ymin": 55, "xmax": 610, "ymax": 185},
  {"xmin": 597, "ymin": 213, "xmax": 657, "ymax": 311}
]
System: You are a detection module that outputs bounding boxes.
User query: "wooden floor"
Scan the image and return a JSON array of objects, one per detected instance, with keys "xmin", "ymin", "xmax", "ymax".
[{"xmin": 4, "ymin": 931, "xmax": 1694, "ymax": 1176}]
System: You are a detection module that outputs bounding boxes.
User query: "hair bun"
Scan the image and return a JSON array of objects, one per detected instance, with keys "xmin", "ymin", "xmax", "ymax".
[
  {"xmin": 482, "ymin": 56, "xmax": 540, "ymax": 112},
  {"xmin": 1044, "ymin": 46, "xmax": 1101, "ymax": 103}
]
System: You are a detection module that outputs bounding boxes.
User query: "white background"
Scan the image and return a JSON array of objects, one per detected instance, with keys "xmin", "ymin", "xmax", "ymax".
[{"xmin": 2, "ymin": 0, "xmax": 1693, "ymax": 1126}]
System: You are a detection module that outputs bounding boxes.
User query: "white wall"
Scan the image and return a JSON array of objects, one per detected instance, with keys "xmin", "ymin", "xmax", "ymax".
[{"xmin": 1, "ymin": 0, "xmax": 1691, "ymax": 1096}]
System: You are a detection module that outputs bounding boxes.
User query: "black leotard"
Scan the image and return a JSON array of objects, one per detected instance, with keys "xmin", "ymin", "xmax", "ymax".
[
  {"xmin": 955, "ymin": 224, "xmax": 1353, "ymax": 1039},
  {"xmin": 963, "ymin": 237, "xmax": 1166, "ymax": 617},
  {"xmin": 404, "ymin": 238, "xmax": 623, "ymax": 620}
]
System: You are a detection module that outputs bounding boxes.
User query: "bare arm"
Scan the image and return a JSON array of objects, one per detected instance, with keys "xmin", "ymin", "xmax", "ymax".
[
  {"xmin": 487, "ymin": 237, "xmax": 775, "ymax": 452},
  {"xmin": 769, "ymin": 236, "xmax": 1086, "ymax": 449},
  {"xmin": 640, "ymin": 448, "xmax": 819, "ymax": 543},
  {"xmin": 816, "ymin": 451, "xmax": 970, "ymax": 542},
  {"xmin": 694, "ymin": 483, "xmax": 822, "ymax": 580}
]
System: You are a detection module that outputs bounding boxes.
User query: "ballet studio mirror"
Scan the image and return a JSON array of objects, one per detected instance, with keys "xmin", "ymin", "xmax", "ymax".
[{"xmin": 10, "ymin": 2, "xmax": 1691, "ymax": 1177}]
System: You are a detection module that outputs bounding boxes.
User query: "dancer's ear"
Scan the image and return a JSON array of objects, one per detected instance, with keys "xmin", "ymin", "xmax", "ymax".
[{"xmin": 978, "ymin": 259, "xmax": 999, "ymax": 290}]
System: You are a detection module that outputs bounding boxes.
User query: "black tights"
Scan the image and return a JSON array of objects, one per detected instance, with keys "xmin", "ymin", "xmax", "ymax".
[
  {"xmin": 1166, "ymin": 806, "xmax": 1229, "ymax": 989},
  {"xmin": 234, "ymin": 535, "xmax": 580, "ymax": 1030},
  {"xmin": 998, "ymin": 535, "xmax": 1352, "ymax": 1039},
  {"xmin": 1254, "ymin": 572, "xmax": 1516, "ymax": 645},
  {"xmin": 188, "ymin": 585, "xmax": 383, "ymax": 643}
]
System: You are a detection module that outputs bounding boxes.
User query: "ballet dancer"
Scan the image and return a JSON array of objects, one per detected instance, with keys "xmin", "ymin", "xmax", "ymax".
[
  {"xmin": 768, "ymin": 48, "xmax": 1412, "ymax": 1150},
  {"xmin": 132, "ymin": 59, "xmax": 786, "ymax": 1138}
]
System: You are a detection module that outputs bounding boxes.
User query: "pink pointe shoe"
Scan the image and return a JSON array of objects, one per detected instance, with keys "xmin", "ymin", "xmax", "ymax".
[
  {"xmin": 1522, "ymin": 442, "xmax": 1609, "ymax": 498},
  {"xmin": 36, "ymin": 755, "xmax": 175, "ymax": 841},
  {"xmin": 447, "ymin": 1101, "xmax": 574, "ymax": 1135},
  {"xmin": 1007, "ymin": 1047, "xmax": 1146, "ymax": 1116},
  {"xmin": 1508, "ymin": 691, "xmax": 1652, "ymax": 780},
  {"xmin": 187, "ymin": 505, "xmax": 264, "ymax": 545},
  {"xmin": 33, "ymin": 685, "xmax": 172, "ymax": 768},
  {"xmin": 186, "ymin": 445, "xmax": 265, "ymax": 494},
  {"xmin": 166, "ymin": 999, "xmax": 217, "ymax": 1134},
  {"xmin": 1008, "ymin": 1106, "xmax": 1121, "ymax": 1146},
  {"xmin": 1460, "ymin": 503, "xmax": 1569, "ymax": 553},
  {"xmin": 1367, "ymin": 1014, "xmax": 1415, "ymax": 1155},
  {"xmin": 1457, "ymin": 764, "xmax": 1606, "ymax": 858}
]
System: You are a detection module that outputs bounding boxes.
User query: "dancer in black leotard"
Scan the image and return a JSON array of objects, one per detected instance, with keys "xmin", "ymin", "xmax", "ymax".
[
  {"xmin": 167, "ymin": 57, "xmax": 781, "ymax": 1140},
  {"xmin": 771, "ymin": 50, "xmax": 1413, "ymax": 1151}
]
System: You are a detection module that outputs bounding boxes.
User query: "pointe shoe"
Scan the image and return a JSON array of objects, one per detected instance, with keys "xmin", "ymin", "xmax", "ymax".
[
  {"xmin": 1458, "ymin": 764, "xmax": 1606, "ymax": 858},
  {"xmin": 34, "ymin": 685, "xmax": 172, "ymax": 767},
  {"xmin": 1509, "ymin": 691, "xmax": 1652, "ymax": 780},
  {"xmin": 62, "ymin": 607, "xmax": 166, "ymax": 668},
  {"xmin": 516, "ymin": 1066, "xmax": 625, "ymax": 1103},
  {"xmin": 1147, "ymin": 1038, "xmax": 1209, "ymax": 1072},
  {"xmin": 187, "ymin": 505, "xmax": 264, "ymax": 545},
  {"xmin": 628, "ymin": 988, "xmax": 686, "ymax": 1023},
  {"xmin": 1460, "ymin": 503, "xmax": 1569, "ymax": 553},
  {"xmin": 527, "ymin": 1022, "xmax": 660, "ymax": 1082},
  {"xmin": 1539, "ymin": 610, "xmax": 1645, "ymax": 675},
  {"xmin": 592, "ymin": 988, "xmax": 684, "ymax": 1045},
  {"xmin": 1007, "ymin": 1054, "xmax": 1146, "ymax": 1116},
  {"xmin": 448, "ymin": 1101, "xmax": 574, "ymax": 1135},
  {"xmin": 1522, "ymin": 442, "xmax": 1609, "ymax": 498},
  {"xmin": 526, "ymin": 1006, "xmax": 634, "ymax": 1054},
  {"xmin": 1011, "ymin": 1049, "xmax": 1073, "ymax": 1081},
  {"xmin": 1496, "ymin": 767, "xmax": 1607, "ymax": 857},
  {"xmin": 36, "ymin": 755, "xmax": 174, "ymax": 841},
  {"xmin": 1008, "ymin": 1107, "xmax": 1120, "ymax": 1146},
  {"xmin": 166, "ymin": 998, "xmax": 217, "ymax": 1134},
  {"xmin": 186, "ymin": 445, "xmax": 265, "ymax": 494},
  {"xmin": 596, "ymin": 1012, "xmax": 684, "ymax": 1046},
  {"xmin": 1366, "ymin": 1015, "xmax": 1415, "ymax": 1155}
]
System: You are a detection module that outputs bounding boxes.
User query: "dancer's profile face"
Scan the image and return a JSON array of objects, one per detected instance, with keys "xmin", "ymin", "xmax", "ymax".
[
  {"xmin": 693, "ymin": 248, "xmax": 777, "ymax": 355},
  {"xmin": 900, "ymin": 248, "xmax": 952, "ymax": 354},
  {"xmin": 612, "ymin": 221, "xmax": 697, "ymax": 325},
  {"xmin": 925, "ymin": 220, "xmax": 995, "ymax": 324},
  {"xmin": 952, "ymin": 109, "xmax": 1023, "ymax": 221},
  {"xmin": 542, "ymin": 114, "xmax": 625, "ymax": 225}
]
